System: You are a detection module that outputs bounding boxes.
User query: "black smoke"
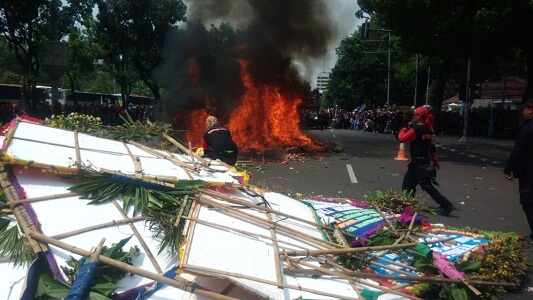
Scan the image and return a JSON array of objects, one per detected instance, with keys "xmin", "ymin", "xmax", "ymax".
[{"xmin": 153, "ymin": 0, "xmax": 344, "ymax": 124}]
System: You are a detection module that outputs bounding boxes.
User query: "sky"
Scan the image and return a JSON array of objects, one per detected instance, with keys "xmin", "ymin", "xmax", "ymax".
[
  {"xmin": 76, "ymin": 0, "xmax": 362, "ymax": 88},
  {"xmin": 183, "ymin": 0, "xmax": 362, "ymax": 88}
]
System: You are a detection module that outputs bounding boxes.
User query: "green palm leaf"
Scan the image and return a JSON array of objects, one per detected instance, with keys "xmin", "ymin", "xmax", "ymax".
[
  {"xmin": 0, "ymin": 225, "xmax": 34, "ymax": 266},
  {"xmin": 63, "ymin": 173, "xmax": 203, "ymax": 254}
]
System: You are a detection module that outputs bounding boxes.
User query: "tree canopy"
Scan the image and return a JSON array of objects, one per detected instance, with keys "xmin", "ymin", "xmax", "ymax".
[
  {"xmin": 94, "ymin": 0, "xmax": 187, "ymax": 106},
  {"xmin": 356, "ymin": 0, "xmax": 533, "ymax": 108}
]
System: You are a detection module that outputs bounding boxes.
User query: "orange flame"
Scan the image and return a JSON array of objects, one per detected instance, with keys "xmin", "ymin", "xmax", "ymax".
[
  {"xmin": 180, "ymin": 58, "xmax": 316, "ymax": 152},
  {"xmin": 226, "ymin": 59, "xmax": 310, "ymax": 150}
]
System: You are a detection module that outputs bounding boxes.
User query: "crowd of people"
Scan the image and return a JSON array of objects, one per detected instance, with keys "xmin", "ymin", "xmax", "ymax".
[
  {"xmin": 303, "ymin": 106, "xmax": 472, "ymax": 138},
  {"xmin": 1, "ymin": 100, "xmax": 153, "ymax": 127},
  {"xmin": 302, "ymin": 106, "xmax": 407, "ymax": 135}
]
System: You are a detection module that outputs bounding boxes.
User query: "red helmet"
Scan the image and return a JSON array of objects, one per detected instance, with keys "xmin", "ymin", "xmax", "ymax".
[{"xmin": 414, "ymin": 106, "xmax": 429, "ymax": 117}]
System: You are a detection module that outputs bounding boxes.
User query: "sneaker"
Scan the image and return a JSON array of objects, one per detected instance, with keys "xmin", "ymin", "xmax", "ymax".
[
  {"xmin": 437, "ymin": 205, "xmax": 456, "ymax": 216},
  {"xmin": 523, "ymin": 234, "xmax": 533, "ymax": 246}
]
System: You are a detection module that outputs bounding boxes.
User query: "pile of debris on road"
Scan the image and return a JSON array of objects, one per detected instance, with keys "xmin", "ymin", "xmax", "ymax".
[{"xmin": 0, "ymin": 119, "xmax": 528, "ymax": 299}]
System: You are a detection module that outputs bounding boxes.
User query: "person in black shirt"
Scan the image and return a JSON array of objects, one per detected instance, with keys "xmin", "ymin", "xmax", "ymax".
[
  {"xmin": 202, "ymin": 115, "xmax": 238, "ymax": 166},
  {"xmin": 398, "ymin": 106, "xmax": 456, "ymax": 216},
  {"xmin": 504, "ymin": 101, "xmax": 533, "ymax": 240}
]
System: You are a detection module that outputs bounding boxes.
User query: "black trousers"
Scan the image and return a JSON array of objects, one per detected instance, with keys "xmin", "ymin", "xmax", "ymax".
[
  {"xmin": 205, "ymin": 151, "xmax": 238, "ymax": 166},
  {"xmin": 402, "ymin": 164, "xmax": 453, "ymax": 208},
  {"xmin": 519, "ymin": 180, "xmax": 533, "ymax": 238}
]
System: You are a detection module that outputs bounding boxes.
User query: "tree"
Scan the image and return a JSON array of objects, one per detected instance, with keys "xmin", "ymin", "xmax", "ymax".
[
  {"xmin": 94, "ymin": 0, "xmax": 187, "ymax": 108},
  {"xmin": 0, "ymin": 0, "xmax": 94, "ymax": 110},
  {"xmin": 0, "ymin": 0, "xmax": 49, "ymax": 109},
  {"xmin": 471, "ymin": 0, "xmax": 533, "ymax": 100},
  {"xmin": 325, "ymin": 27, "xmax": 421, "ymax": 110},
  {"xmin": 324, "ymin": 31, "xmax": 388, "ymax": 110},
  {"xmin": 356, "ymin": 0, "xmax": 529, "ymax": 111},
  {"xmin": 62, "ymin": 24, "xmax": 102, "ymax": 105}
]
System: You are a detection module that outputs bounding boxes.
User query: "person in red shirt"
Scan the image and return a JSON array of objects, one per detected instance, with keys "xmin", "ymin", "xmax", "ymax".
[
  {"xmin": 398, "ymin": 106, "xmax": 456, "ymax": 216},
  {"xmin": 202, "ymin": 115, "xmax": 238, "ymax": 166}
]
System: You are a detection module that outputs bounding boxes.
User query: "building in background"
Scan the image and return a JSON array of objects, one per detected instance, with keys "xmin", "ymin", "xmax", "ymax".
[
  {"xmin": 471, "ymin": 76, "xmax": 526, "ymax": 110},
  {"xmin": 316, "ymin": 72, "xmax": 330, "ymax": 92}
]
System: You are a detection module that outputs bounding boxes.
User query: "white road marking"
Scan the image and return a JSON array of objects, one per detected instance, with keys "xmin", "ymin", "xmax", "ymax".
[{"xmin": 346, "ymin": 164, "xmax": 358, "ymax": 183}]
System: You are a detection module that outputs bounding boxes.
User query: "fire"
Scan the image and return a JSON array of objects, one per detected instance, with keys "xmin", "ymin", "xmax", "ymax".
[
  {"xmin": 226, "ymin": 59, "xmax": 311, "ymax": 151},
  {"xmin": 178, "ymin": 58, "xmax": 321, "ymax": 153}
]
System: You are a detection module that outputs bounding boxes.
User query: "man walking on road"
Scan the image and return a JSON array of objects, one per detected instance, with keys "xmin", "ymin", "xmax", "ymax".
[
  {"xmin": 504, "ymin": 101, "xmax": 533, "ymax": 240},
  {"xmin": 398, "ymin": 106, "xmax": 456, "ymax": 216}
]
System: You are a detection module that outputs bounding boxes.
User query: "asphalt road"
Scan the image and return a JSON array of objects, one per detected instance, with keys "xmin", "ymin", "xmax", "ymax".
[{"xmin": 246, "ymin": 128, "xmax": 533, "ymax": 299}]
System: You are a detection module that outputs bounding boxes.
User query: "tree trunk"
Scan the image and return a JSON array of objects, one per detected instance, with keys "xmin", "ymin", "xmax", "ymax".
[
  {"xmin": 431, "ymin": 56, "xmax": 451, "ymax": 113},
  {"xmin": 524, "ymin": 42, "xmax": 533, "ymax": 102}
]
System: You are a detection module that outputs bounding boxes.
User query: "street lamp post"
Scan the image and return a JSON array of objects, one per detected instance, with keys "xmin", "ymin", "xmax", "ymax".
[
  {"xmin": 413, "ymin": 53, "xmax": 419, "ymax": 108},
  {"xmin": 386, "ymin": 32, "xmax": 391, "ymax": 107},
  {"xmin": 458, "ymin": 58, "xmax": 471, "ymax": 143},
  {"xmin": 362, "ymin": 24, "xmax": 392, "ymax": 107},
  {"xmin": 425, "ymin": 66, "xmax": 430, "ymax": 106}
]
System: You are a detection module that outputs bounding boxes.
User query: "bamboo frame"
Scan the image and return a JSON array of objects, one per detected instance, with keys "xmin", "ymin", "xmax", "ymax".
[
  {"xmin": 122, "ymin": 142, "xmax": 142, "ymax": 179},
  {"xmin": 27, "ymin": 230, "xmax": 237, "ymax": 300},
  {"xmin": 376, "ymin": 212, "xmax": 419, "ymax": 257},
  {"xmin": 370, "ymin": 260, "xmax": 416, "ymax": 277},
  {"xmin": 376, "ymin": 257, "xmax": 419, "ymax": 272},
  {"xmin": 112, "ymin": 200, "xmax": 162, "ymax": 274},
  {"xmin": 1, "ymin": 164, "xmax": 48, "ymax": 254},
  {"xmin": 51, "ymin": 216, "xmax": 147, "ymax": 240},
  {"xmin": 283, "ymin": 255, "xmax": 421, "ymax": 300},
  {"xmin": 132, "ymin": 155, "xmax": 143, "ymax": 179},
  {"xmin": 282, "ymin": 267, "xmax": 515, "ymax": 287},
  {"xmin": 200, "ymin": 188, "xmax": 340, "ymax": 234},
  {"xmin": 188, "ymin": 141, "xmax": 197, "ymax": 171},
  {"xmin": 163, "ymin": 134, "xmax": 233, "ymax": 173},
  {"xmin": 196, "ymin": 194, "xmax": 342, "ymax": 249},
  {"xmin": 1, "ymin": 119, "xmax": 19, "ymax": 151},
  {"xmin": 74, "ymin": 131, "xmax": 82, "ymax": 169},
  {"xmin": 181, "ymin": 215, "xmax": 314, "ymax": 251},
  {"xmin": 312, "ymin": 255, "xmax": 516, "ymax": 288},
  {"xmin": 266, "ymin": 212, "xmax": 283, "ymax": 286},
  {"xmin": 127, "ymin": 140, "xmax": 198, "ymax": 176},
  {"xmin": 282, "ymin": 236, "xmax": 455, "ymax": 257},
  {"xmin": 6, "ymin": 192, "xmax": 79, "ymax": 206},
  {"xmin": 8, "ymin": 136, "xmax": 129, "ymax": 157},
  {"xmin": 181, "ymin": 264, "xmax": 359, "ymax": 300},
  {"xmin": 374, "ymin": 205, "xmax": 398, "ymax": 234},
  {"xmin": 180, "ymin": 200, "xmax": 202, "ymax": 265},
  {"xmin": 174, "ymin": 195, "xmax": 189, "ymax": 227},
  {"xmin": 89, "ymin": 238, "xmax": 106, "ymax": 262},
  {"xmin": 413, "ymin": 232, "xmax": 458, "ymax": 246},
  {"xmin": 333, "ymin": 223, "xmax": 349, "ymax": 246},
  {"xmin": 11, "ymin": 204, "xmax": 48, "ymax": 254},
  {"xmin": 163, "ymin": 134, "xmax": 209, "ymax": 166}
]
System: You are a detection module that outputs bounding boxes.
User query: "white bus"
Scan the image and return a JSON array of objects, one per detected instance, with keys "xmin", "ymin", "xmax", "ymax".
[{"xmin": 41, "ymin": 86, "xmax": 67, "ymax": 106}]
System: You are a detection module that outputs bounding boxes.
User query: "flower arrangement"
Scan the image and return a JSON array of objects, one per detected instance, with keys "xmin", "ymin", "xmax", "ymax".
[
  {"xmin": 43, "ymin": 113, "xmax": 102, "ymax": 132},
  {"xmin": 364, "ymin": 188, "xmax": 433, "ymax": 214},
  {"xmin": 42, "ymin": 112, "xmax": 185, "ymax": 152},
  {"xmin": 456, "ymin": 231, "xmax": 528, "ymax": 294},
  {"xmin": 360, "ymin": 190, "xmax": 530, "ymax": 299}
]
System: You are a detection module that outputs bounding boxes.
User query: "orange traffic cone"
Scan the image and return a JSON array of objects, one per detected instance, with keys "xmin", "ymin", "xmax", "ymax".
[{"xmin": 394, "ymin": 143, "xmax": 409, "ymax": 161}]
